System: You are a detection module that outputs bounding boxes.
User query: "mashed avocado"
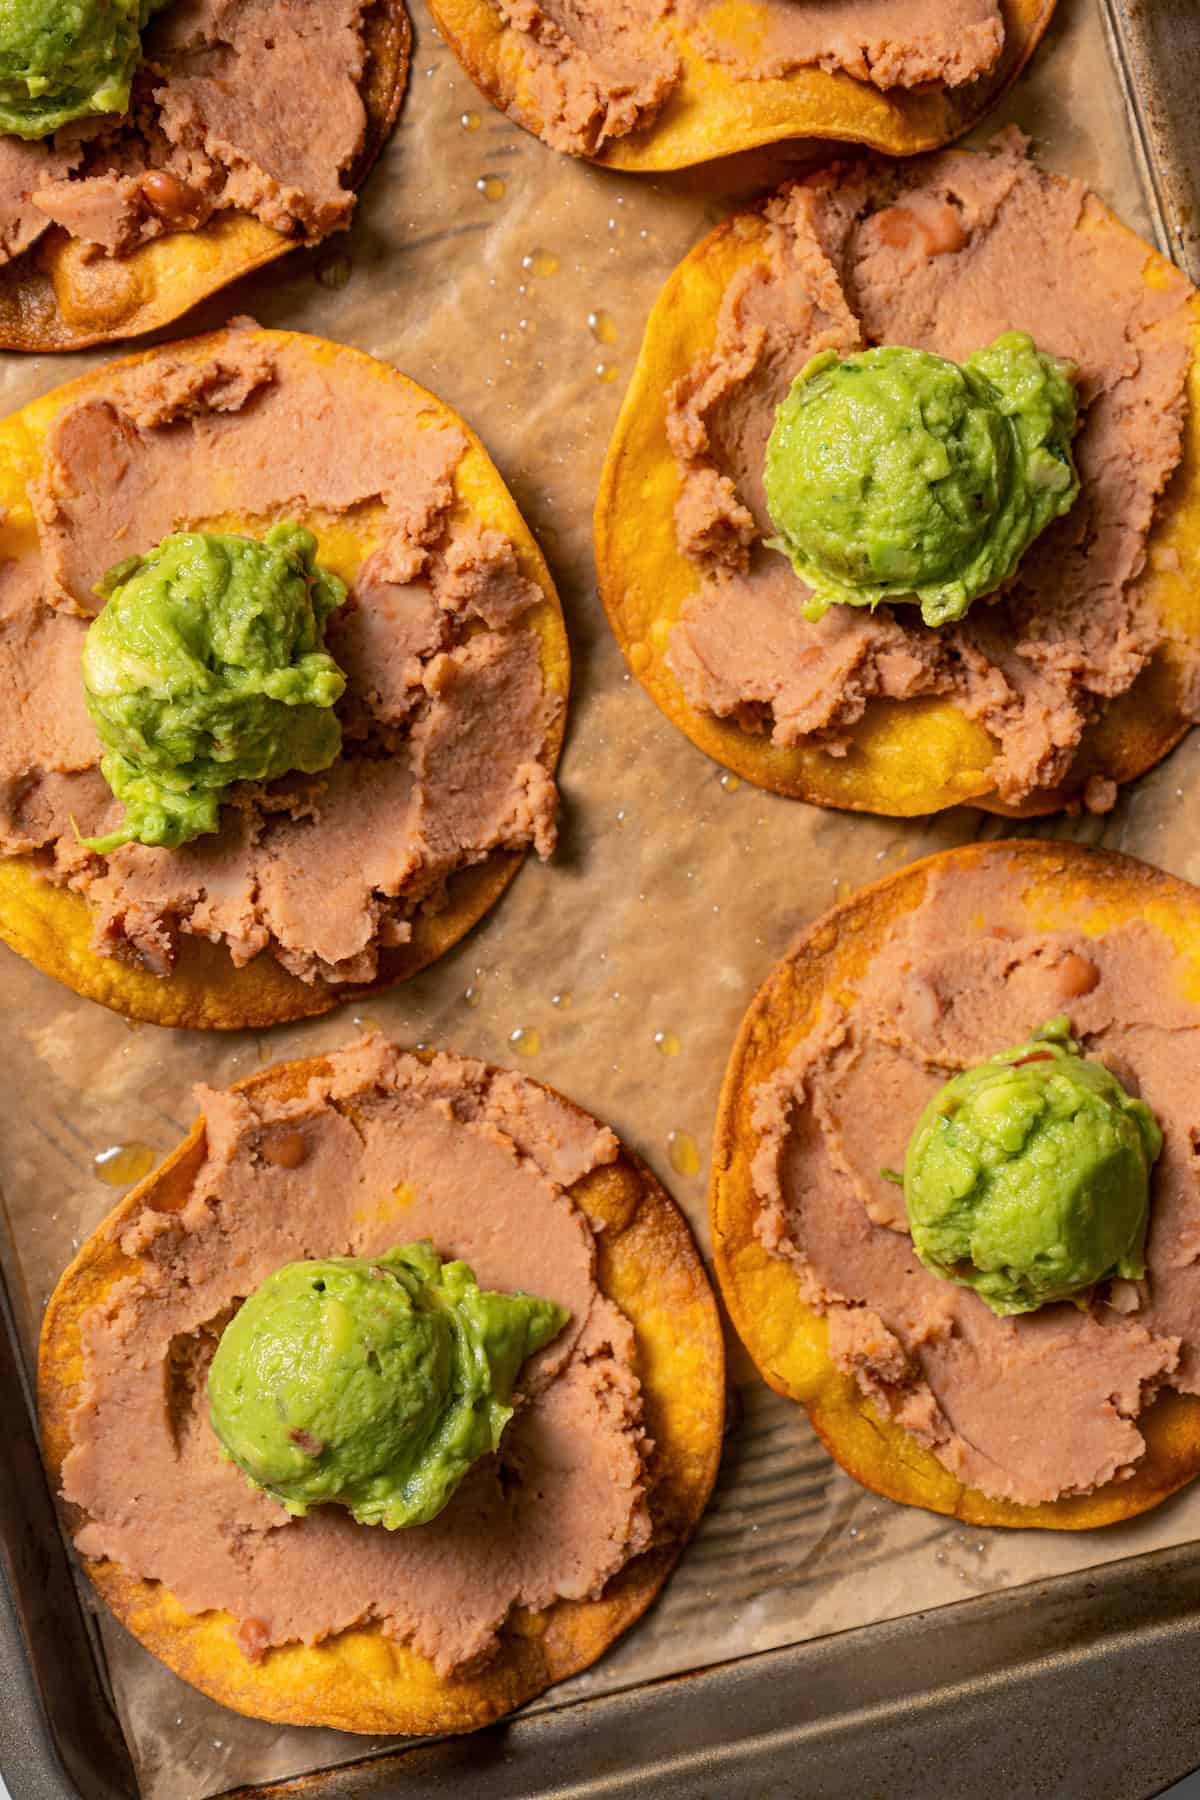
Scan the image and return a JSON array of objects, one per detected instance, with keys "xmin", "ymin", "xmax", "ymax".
[
  {"xmin": 764, "ymin": 334, "xmax": 1080, "ymax": 628},
  {"xmin": 82, "ymin": 523, "xmax": 347, "ymax": 855},
  {"xmin": 903, "ymin": 1018, "xmax": 1162, "ymax": 1316},
  {"xmin": 0, "ymin": 0, "xmax": 166, "ymax": 139},
  {"xmin": 207, "ymin": 1243, "xmax": 569, "ymax": 1529}
]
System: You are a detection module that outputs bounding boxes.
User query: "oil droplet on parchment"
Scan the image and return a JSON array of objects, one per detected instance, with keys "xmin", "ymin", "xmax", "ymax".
[
  {"xmin": 588, "ymin": 309, "xmax": 617, "ymax": 346},
  {"xmin": 594, "ymin": 362, "xmax": 618, "ymax": 384},
  {"xmin": 460, "ymin": 110, "xmax": 481, "ymax": 130},
  {"xmin": 551, "ymin": 991, "xmax": 572, "ymax": 1009},
  {"xmin": 316, "ymin": 254, "xmax": 351, "ymax": 290},
  {"xmin": 522, "ymin": 248, "xmax": 559, "ymax": 277},
  {"xmin": 463, "ymin": 985, "xmax": 482, "ymax": 1009},
  {"xmin": 667, "ymin": 1130, "xmax": 701, "ymax": 1177},
  {"xmin": 476, "ymin": 174, "xmax": 506, "ymax": 202},
  {"xmin": 719, "ymin": 771, "xmax": 741, "ymax": 794},
  {"xmin": 94, "ymin": 1142, "xmax": 155, "ymax": 1187},
  {"xmin": 509, "ymin": 1026, "xmax": 541, "ymax": 1057},
  {"xmin": 654, "ymin": 1030, "xmax": 681, "ymax": 1058}
]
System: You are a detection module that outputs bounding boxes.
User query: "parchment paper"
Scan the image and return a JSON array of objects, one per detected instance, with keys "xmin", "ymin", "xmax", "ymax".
[{"xmin": 2, "ymin": 2, "xmax": 1198, "ymax": 1793}]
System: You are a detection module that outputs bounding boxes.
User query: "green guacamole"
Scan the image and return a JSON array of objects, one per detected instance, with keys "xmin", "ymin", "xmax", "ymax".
[
  {"xmin": 764, "ymin": 334, "xmax": 1081, "ymax": 628},
  {"xmin": 81, "ymin": 523, "xmax": 347, "ymax": 855},
  {"xmin": 903, "ymin": 1018, "xmax": 1162, "ymax": 1316},
  {"xmin": 0, "ymin": 0, "xmax": 166, "ymax": 139},
  {"xmin": 207, "ymin": 1243, "xmax": 569, "ymax": 1529}
]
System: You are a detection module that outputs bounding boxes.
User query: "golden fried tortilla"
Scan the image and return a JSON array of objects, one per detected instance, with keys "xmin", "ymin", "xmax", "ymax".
[
  {"xmin": 0, "ymin": 328, "xmax": 569, "ymax": 1029},
  {"xmin": 595, "ymin": 162, "xmax": 1200, "ymax": 818},
  {"xmin": 428, "ymin": 0, "xmax": 1054, "ymax": 171},
  {"xmin": 39, "ymin": 1051, "xmax": 725, "ymax": 1733},
  {"xmin": 711, "ymin": 839, "xmax": 1200, "ymax": 1528},
  {"xmin": 0, "ymin": 2, "xmax": 410, "ymax": 352}
]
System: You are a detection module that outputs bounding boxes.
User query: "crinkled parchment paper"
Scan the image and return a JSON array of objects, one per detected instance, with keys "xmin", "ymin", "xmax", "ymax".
[{"xmin": 2, "ymin": 1, "xmax": 1199, "ymax": 1793}]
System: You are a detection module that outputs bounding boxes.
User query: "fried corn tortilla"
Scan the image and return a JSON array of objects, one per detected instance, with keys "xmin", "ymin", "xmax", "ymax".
[
  {"xmin": 428, "ymin": 0, "xmax": 1055, "ymax": 171},
  {"xmin": 39, "ymin": 1048, "xmax": 725, "ymax": 1733},
  {"xmin": 0, "ymin": 327, "xmax": 569, "ymax": 1029},
  {"xmin": 595, "ymin": 147, "xmax": 1200, "ymax": 817},
  {"xmin": 0, "ymin": 1, "xmax": 410, "ymax": 352},
  {"xmin": 712, "ymin": 839, "xmax": 1200, "ymax": 1528}
]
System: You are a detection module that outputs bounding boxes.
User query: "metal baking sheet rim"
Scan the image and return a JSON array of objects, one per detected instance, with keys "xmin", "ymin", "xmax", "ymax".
[{"xmin": 3, "ymin": 3, "xmax": 1200, "ymax": 1795}]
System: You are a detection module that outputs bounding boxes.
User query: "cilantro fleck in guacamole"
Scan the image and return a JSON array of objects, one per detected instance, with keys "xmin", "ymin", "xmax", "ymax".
[
  {"xmin": 764, "ymin": 333, "xmax": 1081, "ymax": 628},
  {"xmin": 903, "ymin": 1017, "xmax": 1162, "ymax": 1316},
  {"xmin": 81, "ymin": 522, "xmax": 347, "ymax": 854},
  {"xmin": 207, "ymin": 1242, "xmax": 569, "ymax": 1529}
]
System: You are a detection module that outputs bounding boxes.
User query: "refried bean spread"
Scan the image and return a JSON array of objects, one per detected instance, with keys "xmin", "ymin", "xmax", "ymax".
[
  {"xmin": 0, "ymin": 329, "xmax": 560, "ymax": 984},
  {"xmin": 666, "ymin": 132, "xmax": 1197, "ymax": 805},
  {"xmin": 0, "ymin": 0, "xmax": 375, "ymax": 264},
  {"xmin": 751, "ymin": 857, "xmax": 1200, "ymax": 1505},
  {"xmin": 495, "ymin": 0, "xmax": 1004, "ymax": 157},
  {"xmin": 61, "ymin": 1038, "xmax": 652, "ymax": 1673}
]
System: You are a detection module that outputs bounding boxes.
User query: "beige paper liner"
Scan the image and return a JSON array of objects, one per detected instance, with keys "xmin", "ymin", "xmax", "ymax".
[{"xmin": 1, "ymin": 0, "xmax": 1197, "ymax": 1792}]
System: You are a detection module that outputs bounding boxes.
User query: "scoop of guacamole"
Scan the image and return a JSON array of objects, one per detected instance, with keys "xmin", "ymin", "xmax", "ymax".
[
  {"xmin": 903, "ymin": 1018, "xmax": 1162, "ymax": 1316},
  {"xmin": 207, "ymin": 1243, "xmax": 569, "ymax": 1529},
  {"xmin": 81, "ymin": 523, "xmax": 347, "ymax": 855},
  {"xmin": 764, "ymin": 334, "xmax": 1081, "ymax": 628},
  {"xmin": 0, "ymin": 0, "xmax": 166, "ymax": 139}
]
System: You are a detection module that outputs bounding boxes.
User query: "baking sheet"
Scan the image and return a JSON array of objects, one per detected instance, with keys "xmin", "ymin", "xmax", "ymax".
[{"xmin": 1, "ymin": 0, "xmax": 1198, "ymax": 1793}]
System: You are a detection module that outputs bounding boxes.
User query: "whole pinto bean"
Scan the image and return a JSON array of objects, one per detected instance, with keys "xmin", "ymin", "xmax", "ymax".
[
  {"xmin": 1054, "ymin": 952, "xmax": 1101, "ymax": 1001},
  {"xmin": 140, "ymin": 169, "xmax": 204, "ymax": 228}
]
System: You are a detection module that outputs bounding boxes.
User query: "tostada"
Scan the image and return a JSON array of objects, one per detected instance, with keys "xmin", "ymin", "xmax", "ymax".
[
  {"xmin": 39, "ymin": 1036, "xmax": 724, "ymax": 1733},
  {"xmin": 429, "ymin": 0, "xmax": 1055, "ymax": 171},
  {"xmin": 0, "ymin": 0, "xmax": 410, "ymax": 350},
  {"xmin": 712, "ymin": 840, "xmax": 1200, "ymax": 1527},
  {"xmin": 0, "ymin": 323, "xmax": 568, "ymax": 1029},
  {"xmin": 597, "ymin": 132, "xmax": 1200, "ymax": 816}
]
